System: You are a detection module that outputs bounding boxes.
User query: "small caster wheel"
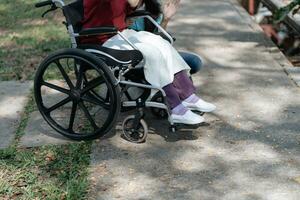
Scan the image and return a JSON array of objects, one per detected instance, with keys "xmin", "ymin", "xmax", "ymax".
[
  {"xmin": 150, "ymin": 92, "xmax": 168, "ymax": 119},
  {"xmin": 169, "ymin": 125, "xmax": 177, "ymax": 133},
  {"xmin": 122, "ymin": 115, "xmax": 148, "ymax": 143}
]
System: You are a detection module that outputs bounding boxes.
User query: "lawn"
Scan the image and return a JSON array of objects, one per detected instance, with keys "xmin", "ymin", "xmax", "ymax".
[
  {"xmin": 0, "ymin": 143, "xmax": 91, "ymax": 200},
  {"xmin": 0, "ymin": 1, "xmax": 92, "ymax": 199},
  {"xmin": 0, "ymin": 0, "xmax": 70, "ymax": 81}
]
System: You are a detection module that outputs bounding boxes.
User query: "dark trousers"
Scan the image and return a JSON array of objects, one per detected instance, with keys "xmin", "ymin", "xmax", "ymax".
[{"xmin": 163, "ymin": 71, "xmax": 196, "ymax": 109}]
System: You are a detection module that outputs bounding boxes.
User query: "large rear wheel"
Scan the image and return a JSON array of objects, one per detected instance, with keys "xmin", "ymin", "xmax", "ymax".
[{"xmin": 34, "ymin": 49, "xmax": 120, "ymax": 140}]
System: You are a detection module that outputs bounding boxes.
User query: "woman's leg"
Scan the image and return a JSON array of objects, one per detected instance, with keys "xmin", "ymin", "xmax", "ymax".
[
  {"xmin": 172, "ymin": 71, "xmax": 196, "ymax": 100},
  {"xmin": 163, "ymin": 83, "xmax": 204, "ymax": 124},
  {"xmin": 162, "ymin": 83, "xmax": 182, "ymax": 110},
  {"xmin": 172, "ymin": 71, "xmax": 216, "ymax": 112},
  {"xmin": 179, "ymin": 51, "xmax": 203, "ymax": 74}
]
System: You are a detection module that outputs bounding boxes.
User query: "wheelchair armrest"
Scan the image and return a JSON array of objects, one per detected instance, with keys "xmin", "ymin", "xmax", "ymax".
[
  {"xmin": 154, "ymin": 32, "xmax": 176, "ymax": 43},
  {"xmin": 79, "ymin": 26, "xmax": 118, "ymax": 36},
  {"xmin": 127, "ymin": 10, "xmax": 151, "ymax": 18},
  {"xmin": 127, "ymin": 11, "xmax": 174, "ymax": 45}
]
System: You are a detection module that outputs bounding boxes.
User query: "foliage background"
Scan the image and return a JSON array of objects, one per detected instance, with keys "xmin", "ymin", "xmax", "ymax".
[{"xmin": 0, "ymin": 0, "xmax": 69, "ymax": 81}]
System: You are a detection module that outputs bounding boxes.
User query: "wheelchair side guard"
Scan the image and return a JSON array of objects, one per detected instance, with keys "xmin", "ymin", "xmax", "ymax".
[{"xmin": 79, "ymin": 44, "xmax": 144, "ymax": 69}]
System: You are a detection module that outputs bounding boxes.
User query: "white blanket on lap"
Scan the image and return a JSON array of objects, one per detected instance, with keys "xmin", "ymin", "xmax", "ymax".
[{"xmin": 103, "ymin": 29, "xmax": 190, "ymax": 88}]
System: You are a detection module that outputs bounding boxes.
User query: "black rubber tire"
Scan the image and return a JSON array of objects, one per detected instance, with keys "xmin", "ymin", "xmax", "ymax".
[
  {"xmin": 34, "ymin": 48, "xmax": 121, "ymax": 140},
  {"xmin": 122, "ymin": 115, "xmax": 148, "ymax": 143}
]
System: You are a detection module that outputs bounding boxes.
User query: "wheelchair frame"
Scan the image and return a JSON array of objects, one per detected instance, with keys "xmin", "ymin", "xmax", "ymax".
[{"xmin": 34, "ymin": 0, "xmax": 182, "ymax": 143}]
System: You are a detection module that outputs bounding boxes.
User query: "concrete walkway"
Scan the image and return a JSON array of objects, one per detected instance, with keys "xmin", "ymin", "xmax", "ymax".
[
  {"xmin": 88, "ymin": 0, "xmax": 300, "ymax": 200},
  {"xmin": 0, "ymin": 81, "xmax": 32, "ymax": 149}
]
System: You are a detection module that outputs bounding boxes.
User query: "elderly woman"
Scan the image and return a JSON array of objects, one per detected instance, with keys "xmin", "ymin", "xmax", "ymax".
[{"xmin": 82, "ymin": 0, "xmax": 216, "ymax": 124}]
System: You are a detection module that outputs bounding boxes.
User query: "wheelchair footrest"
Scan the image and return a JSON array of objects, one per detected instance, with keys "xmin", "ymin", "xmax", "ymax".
[{"xmin": 170, "ymin": 122, "xmax": 209, "ymax": 132}]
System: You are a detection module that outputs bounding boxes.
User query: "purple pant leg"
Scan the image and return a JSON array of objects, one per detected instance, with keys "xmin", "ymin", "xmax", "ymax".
[
  {"xmin": 163, "ymin": 83, "xmax": 181, "ymax": 109},
  {"xmin": 162, "ymin": 71, "xmax": 196, "ymax": 109},
  {"xmin": 173, "ymin": 71, "xmax": 196, "ymax": 100}
]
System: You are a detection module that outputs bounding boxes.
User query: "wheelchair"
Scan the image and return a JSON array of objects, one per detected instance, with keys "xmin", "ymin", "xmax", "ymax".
[{"xmin": 34, "ymin": 0, "xmax": 203, "ymax": 143}]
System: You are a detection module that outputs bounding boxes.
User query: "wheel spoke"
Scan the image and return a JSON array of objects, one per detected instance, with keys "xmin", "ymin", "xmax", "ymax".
[
  {"xmin": 46, "ymin": 97, "xmax": 72, "ymax": 113},
  {"xmin": 81, "ymin": 95, "xmax": 108, "ymax": 107},
  {"xmin": 89, "ymin": 87, "xmax": 110, "ymax": 104},
  {"xmin": 75, "ymin": 65, "xmax": 83, "ymax": 89},
  {"xmin": 126, "ymin": 129, "xmax": 137, "ymax": 136},
  {"xmin": 90, "ymin": 90, "xmax": 107, "ymax": 102},
  {"xmin": 68, "ymin": 101, "xmax": 77, "ymax": 131},
  {"xmin": 124, "ymin": 128, "xmax": 132, "ymax": 132},
  {"xmin": 42, "ymin": 81, "xmax": 71, "ymax": 95},
  {"xmin": 78, "ymin": 102, "xmax": 98, "ymax": 130},
  {"xmin": 55, "ymin": 60, "xmax": 74, "ymax": 89},
  {"xmin": 81, "ymin": 77, "xmax": 105, "ymax": 95}
]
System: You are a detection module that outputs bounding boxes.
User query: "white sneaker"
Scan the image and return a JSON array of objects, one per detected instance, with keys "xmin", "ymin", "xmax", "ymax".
[
  {"xmin": 182, "ymin": 98, "xmax": 216, "ymax": 113},
  {"xmin": 170, "ymin": 110, "xmax": 204, "ymax": 125}
]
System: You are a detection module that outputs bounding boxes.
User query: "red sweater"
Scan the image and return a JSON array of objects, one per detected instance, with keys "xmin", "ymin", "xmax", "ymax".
[{"xmin": 81, "ymin": 0, "xmax": 132, "ymax": 44}]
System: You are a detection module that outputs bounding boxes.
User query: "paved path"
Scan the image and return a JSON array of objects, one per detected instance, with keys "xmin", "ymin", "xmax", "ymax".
[
  {"xmin": 88, "ymin": 0, "xmax": 300, "ymax": 200},
  {"xmin": 0, "ymin": 81, "xmax": 32, "ymax": 149},
  {"xmin": 19, "ymin": 80, "xmax": 75, "ymax": 147},
  {"xmin": 19, "ymin": 111, "xmax": 74, "ymax": 148}
]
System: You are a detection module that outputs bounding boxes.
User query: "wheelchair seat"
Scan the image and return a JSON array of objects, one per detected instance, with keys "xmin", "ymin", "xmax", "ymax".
[{"xmin": 78, "ymin": 44, "xmax": 143, "ymax": 67}]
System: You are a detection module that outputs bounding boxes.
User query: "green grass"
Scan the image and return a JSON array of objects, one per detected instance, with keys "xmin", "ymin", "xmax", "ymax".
[
  {"xmin": 0, "ymin": 142, "xmax": 92, "ymax": 200},
  {"xmin": 0, "ymin": 2, "xmax": 95, "ymax": 199},
  {"xmin": 0, "ymin": 0, "xmax": 70, "ymax": 81},
  {"xmin": 15, "ymin": 91, "xmax": 36, "ymax": 141},
  {"xmin": 0, "ymin": 92, "xmax": 92, "ymax": 200}
]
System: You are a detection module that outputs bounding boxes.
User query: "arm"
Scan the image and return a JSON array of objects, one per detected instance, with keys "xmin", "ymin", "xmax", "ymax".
[
  {"xmin": 127, "ymin": 0, "xmax": 142, "ymax": 8},
  {"xmin": 161, "ymin": 0, "xmax": 181, "ymax": 29},
  {"xmin": 160, "ymin": 17, "xmax": 170, "ymax": 29}
]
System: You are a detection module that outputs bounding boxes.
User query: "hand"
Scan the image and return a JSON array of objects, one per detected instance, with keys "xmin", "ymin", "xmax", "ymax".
[
  {"xmin": 126, "ymin": 18, "xmax": 134, "ymax": 26},
  {"xmin": 163, "ymin": 0, "xmax": 181, "ymax": 20},
  {"xmin": 127, "ymin": 0, "xmax": 141, "ymax": 8}
]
